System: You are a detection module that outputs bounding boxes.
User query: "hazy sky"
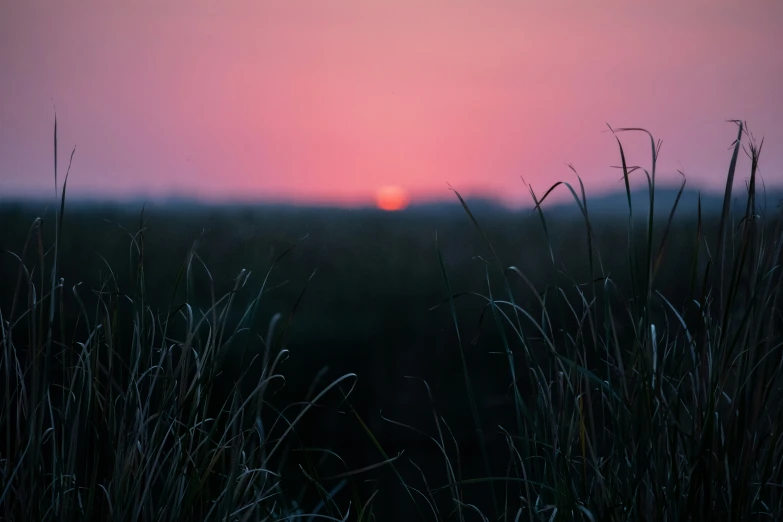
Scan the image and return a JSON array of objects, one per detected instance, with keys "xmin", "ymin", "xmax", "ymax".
[{"xmin": 1, "ymin": 0, "xmax": 781, "ymax": 207}]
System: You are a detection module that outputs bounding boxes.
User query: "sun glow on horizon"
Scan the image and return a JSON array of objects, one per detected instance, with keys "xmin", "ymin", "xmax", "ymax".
[{"xmin": 375, "ymin": 186, "xmax": 409, "ymax": 211}]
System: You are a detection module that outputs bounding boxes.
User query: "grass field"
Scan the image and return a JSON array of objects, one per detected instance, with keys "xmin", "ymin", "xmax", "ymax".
[{"xmin": 2, "ymin": 123, "xmax": 782, "ymax": 520}]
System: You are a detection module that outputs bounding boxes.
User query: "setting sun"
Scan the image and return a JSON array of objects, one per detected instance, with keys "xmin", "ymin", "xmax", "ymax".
[{"xmin": 375, "ymin": 186, "xmax": 409, "ymax": 211}]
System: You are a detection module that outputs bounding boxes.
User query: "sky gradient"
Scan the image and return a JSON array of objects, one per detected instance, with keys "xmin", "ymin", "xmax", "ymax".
[{"xmin": 1, "ymin": 0, "xmax": 781, "ymax": 207}]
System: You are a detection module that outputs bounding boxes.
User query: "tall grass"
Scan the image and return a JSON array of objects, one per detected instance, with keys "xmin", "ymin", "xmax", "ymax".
[
  {"xmin": 0, "ymin": 119, "xmax": 368, "ymax": 521},
  {"xmin": 2, "ymin": 120, "xmax": 781, "ymax": 521},
  {"xmin": 390, "ymin": 122, "xmax": 783, "ymax": 520}
]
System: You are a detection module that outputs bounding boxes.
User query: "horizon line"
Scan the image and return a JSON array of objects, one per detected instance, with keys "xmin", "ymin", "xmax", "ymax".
[{"xmin": 2, "ymin": 181, "xmax": 779, "ymax": 213}]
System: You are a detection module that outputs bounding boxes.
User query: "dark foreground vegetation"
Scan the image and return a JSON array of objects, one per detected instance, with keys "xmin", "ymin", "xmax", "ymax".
[{"xmin": 1, "ymin": 122, "xmax": 782, "ymax": 521}]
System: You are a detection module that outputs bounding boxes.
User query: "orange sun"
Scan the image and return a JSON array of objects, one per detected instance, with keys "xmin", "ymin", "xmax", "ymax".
[{"xmin": 375, "ymin": 185, "xmax": 409, "ymax": 211}]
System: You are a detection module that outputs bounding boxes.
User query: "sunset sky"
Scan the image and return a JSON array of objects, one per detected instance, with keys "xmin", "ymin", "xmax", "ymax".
[{"xmin": 1, "ymin": 0, "xmax": 781, "ymax": 207}]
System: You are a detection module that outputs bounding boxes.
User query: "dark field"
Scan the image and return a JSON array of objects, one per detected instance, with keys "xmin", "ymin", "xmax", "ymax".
[
  {"xmin": 0, "ymin": 192, "xmax": 740, "ymax": 424},
  {"xmin": 3, "ymin": 154, "xmax": 783, "ymax": 520}
]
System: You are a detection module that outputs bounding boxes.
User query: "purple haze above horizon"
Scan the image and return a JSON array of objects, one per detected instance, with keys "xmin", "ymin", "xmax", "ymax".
[{"xmin": 1, "ymin": 0, "xmax": 782, "ymax": 208}]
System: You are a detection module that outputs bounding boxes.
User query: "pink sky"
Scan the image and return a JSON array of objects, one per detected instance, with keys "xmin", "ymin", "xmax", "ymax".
[{"xmin": 1, "ymin": 0, "xmax": 781, "ymax": 207}]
